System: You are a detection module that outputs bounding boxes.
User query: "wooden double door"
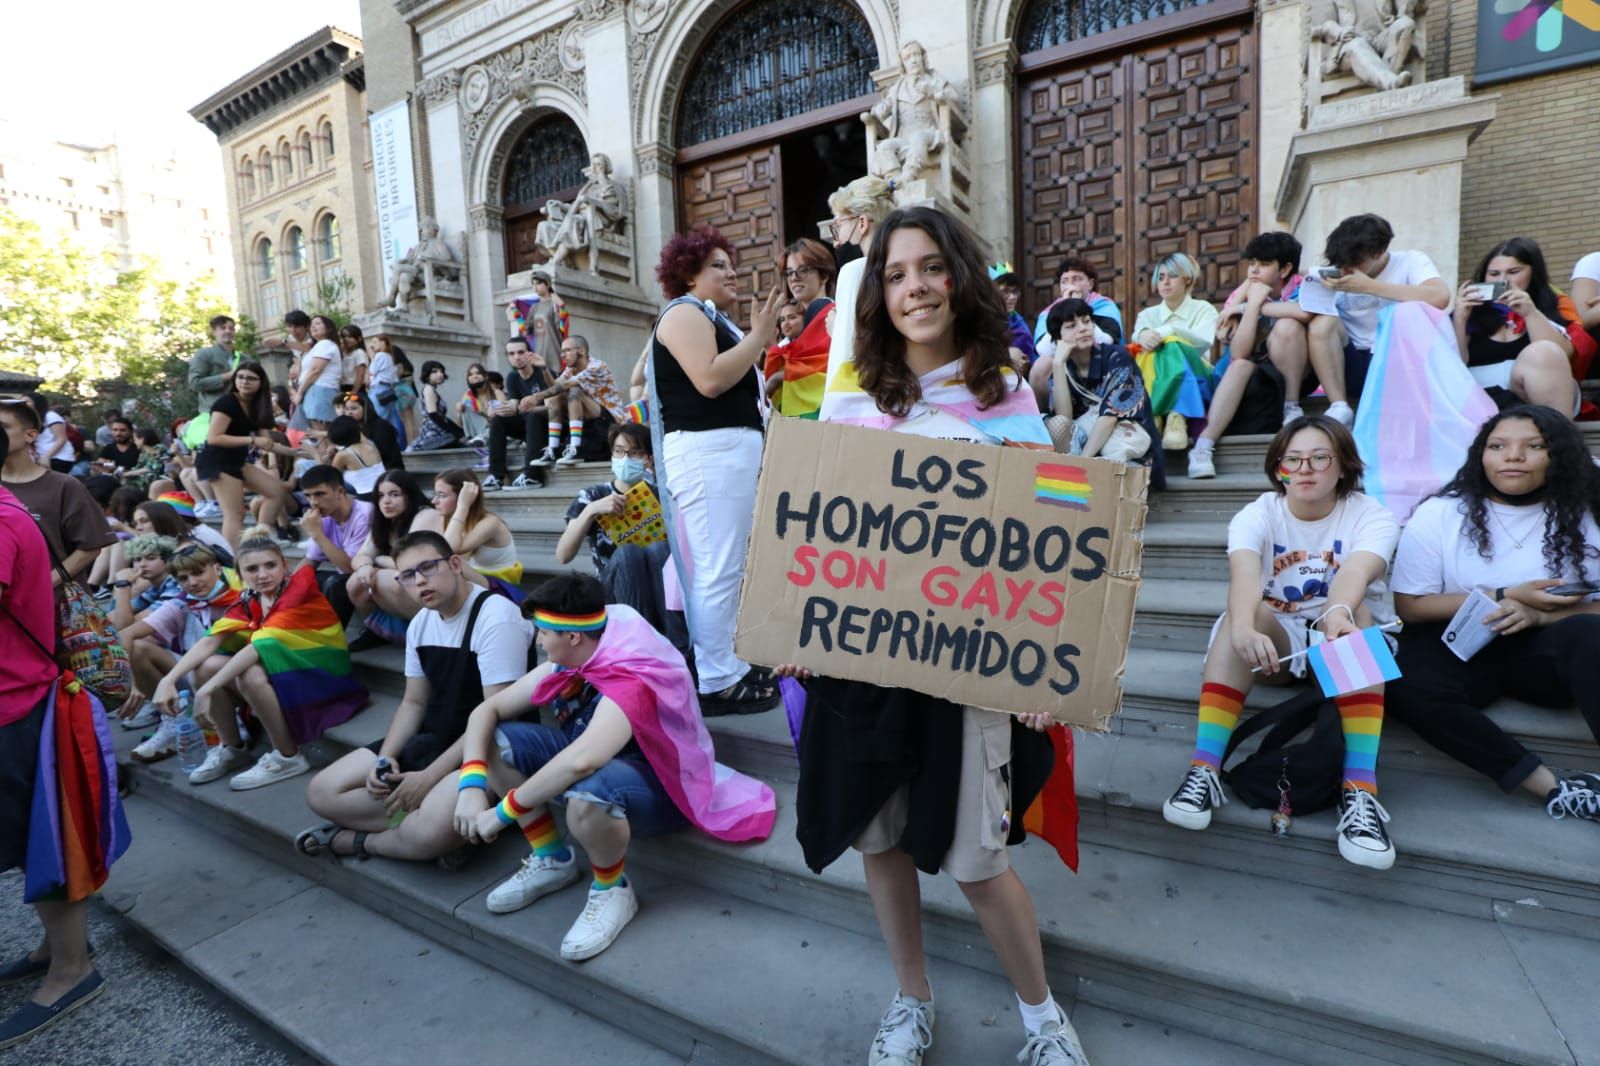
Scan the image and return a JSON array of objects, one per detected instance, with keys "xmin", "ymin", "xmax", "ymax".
[
  {"xmin": 678, "ymin": 146, "xmax": 786, "ymax": 299},
  {"xmin": 1019, "ymin": 15, "xmax": 1257, "ymax": 323}
]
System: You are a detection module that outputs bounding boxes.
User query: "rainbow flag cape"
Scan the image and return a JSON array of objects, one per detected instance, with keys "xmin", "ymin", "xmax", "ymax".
[
  {"xmin": 765, "ymin": 302, "xmax": 834, "ymax": 419},
  {"xmin": 209, "ymin": 567, "xmax": 368, "ymax": 744},
  {"xmin": 1132, "ymin": 337, "xmax": 1212, "ymax": 419},
  {"xmin": 528, "ymin": 605, "xmax": 776, "ymax": 842},
  {"xmin": 25, "ymin": 675, "xmax": 132, "ymax": 903},
  {"xmin": 1353, "ymin": 303, "xmax": 1497, "ymax": 522},
  {"xmin": 818, "ymin": 358, "xmax": 1052, "ymax": 448}
]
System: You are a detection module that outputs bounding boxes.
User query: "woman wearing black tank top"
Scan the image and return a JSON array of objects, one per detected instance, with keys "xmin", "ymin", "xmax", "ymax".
[{"xmin": 651, "ymin": 226, "xmax": 785, "ymax": 714}]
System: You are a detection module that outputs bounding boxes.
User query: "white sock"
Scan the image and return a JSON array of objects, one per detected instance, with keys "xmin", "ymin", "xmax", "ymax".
[
  {"xmin": 1017, "ymin": 991, "xmax": 1060, "ymax": 1035},
  {"xmin": 1191, "ymin": 437, "xmax": 1214, "ymax": 454}
]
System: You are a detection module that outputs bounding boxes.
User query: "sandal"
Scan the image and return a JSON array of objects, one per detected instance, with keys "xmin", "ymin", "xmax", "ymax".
[
  {"xmin": 294, "ymin": 825, "xmax": 371, "ymax": 860},
  {"xmin": 700, "ymin": 667, "xmax": 780, "ymax": 717}
]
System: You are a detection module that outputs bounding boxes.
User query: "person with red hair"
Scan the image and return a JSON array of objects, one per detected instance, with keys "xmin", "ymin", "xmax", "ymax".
[{"xmin": 647, "ymin": 226, "xmax": 785, "ymax": 715}]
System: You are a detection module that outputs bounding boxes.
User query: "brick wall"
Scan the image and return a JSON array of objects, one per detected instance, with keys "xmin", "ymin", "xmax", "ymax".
[{"xmin": 1428, "ymin": 0, "xmax": 1600, "ymax": 283}]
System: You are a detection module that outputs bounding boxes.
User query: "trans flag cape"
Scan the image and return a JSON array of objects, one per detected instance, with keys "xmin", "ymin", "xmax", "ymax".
[
  {"xmin": 529, "ymin": 605, "xmax": 776, "ymax": 842},
  {"xmin": 1132, "ymin": 337, "xmax": 1213, "ymax": 420},
  {"xmin": 1353, "ymin": 302, "xmax": 1497, "ymax": 522},
  {"xmin": 208, "ymin": 566, "xmax": 368, "ymax": 743},
  {"xmin": 818, "ymin": 358, "xmax": 1053, "ymax": 449},
  {"xmin": 25, "ymin": 675, "xmax": 132, "ymax": 903},
  {"xmin": 764, "ymin": 301, "xmax": 833, "ymax": 419}
]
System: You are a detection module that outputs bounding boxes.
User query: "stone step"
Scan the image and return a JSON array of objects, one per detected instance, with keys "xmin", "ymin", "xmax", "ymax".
[
  {"xmin": 104, "ymin": 795, "xmax": 683, "ymax": 1066},
  {"xmin": 1146, "ymin": 473, "xmax": 1266, "ymax": 520},
  {"xmin": 113, "ymin": 744, "xmax": 1270, "ymax": 1066},
  {"xmin": 1131, "ymin": 577, "xmax": 1228, "ymax": 653},
  {"xmin": 1137, "ymin": 519, "xmax": 1230, "ymax": 580}
]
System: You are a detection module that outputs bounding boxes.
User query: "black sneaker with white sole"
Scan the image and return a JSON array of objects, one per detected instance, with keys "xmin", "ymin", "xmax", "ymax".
[
  {"xmin": 1336, "ymin": 787, "xmax": 1395, "ymax": 870},
  {"xmin": 1162, "ymin": 763, "xmax": 1226, "ymax": 830},
  {"xmin": 1546, "ymin": 773, "xmax": 1600, "ymax": 822}
]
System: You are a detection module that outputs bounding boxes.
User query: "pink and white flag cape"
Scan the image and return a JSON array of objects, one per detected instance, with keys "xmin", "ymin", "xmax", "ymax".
[
  {"xmin": 528, "ymin": 605, "xmax": 776, "ymax": 842},
  {"xmin": 1307, "ymin": 628, "xmax": 1402, "ymax": 699}
]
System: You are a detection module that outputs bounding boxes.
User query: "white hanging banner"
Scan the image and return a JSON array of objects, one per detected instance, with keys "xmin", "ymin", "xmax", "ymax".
[{"xmin": 370, "ymin": 100, "xmax": 420, "ymax": 288}]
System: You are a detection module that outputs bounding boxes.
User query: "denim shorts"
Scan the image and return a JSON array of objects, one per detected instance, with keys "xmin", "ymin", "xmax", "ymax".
[{"xmin": 496, "ymin": 721, "xmax": 688, "ymax": 838}]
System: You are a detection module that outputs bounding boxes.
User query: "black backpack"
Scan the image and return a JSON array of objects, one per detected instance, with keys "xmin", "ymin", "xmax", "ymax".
[{"xmin": 1220, "ymin": 688, "xmax": 1345, "ymax": 815}]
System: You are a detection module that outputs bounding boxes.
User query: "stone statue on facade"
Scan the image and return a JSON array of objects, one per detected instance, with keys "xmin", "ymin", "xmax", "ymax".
[
  {"xmin": 379, "ymin": 216, "xmax": 463, "ymax": 315},
  {"xmin": 535, "ymin": 153, "xmax": 629, "ymax": 276},
  {"xmin": 1311, "ymin": 0, "xmax": 1422, "ymax": 93},
  {"xmin": 862, "ymin": 41, "xmax": 963, "ymax": 190}
]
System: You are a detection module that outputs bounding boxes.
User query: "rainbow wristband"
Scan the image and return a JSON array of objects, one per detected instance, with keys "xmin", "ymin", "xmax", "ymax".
[
  {"xmin": 495, "ymin": 790, "xmax": 532, "ymax": 828},
  {"xmin": 457, "ymin": 760, "xmax": 489, "ymax": 793}
]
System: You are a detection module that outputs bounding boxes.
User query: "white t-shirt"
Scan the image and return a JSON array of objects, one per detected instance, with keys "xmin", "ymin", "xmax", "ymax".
[
  {"xmin": 823, "ymin": 256, "xmax": 865, "ymax": 396},
  {"xmin": 1335, "ymin": 249, "xmax": 1441, "ymax": 350},
  {"xmin": 403, "ymin": 587, "xmax": 534, "ymax": 687},
  {"xmin": 39, "ymin": 411, "xmax": 76, "ymax": 462},
  {"xmin": 1572, "ymin": 252, "xmax": 1600, "ymax": 284},
  {"xmin": 300, "ymin": 339, "xmax": 343, "ymax": 391},
  {"xmin": 1392, "ymin": 495, "xmax": 1600, "ymax": 598},
  {"xmin": 1227, "ymin": 491, "xmax": 1400, "ymax": 620},
  {"xmin": 341, "ymin": 347, "xmax": 370, "ymax": 388},
  {"xmin": 189, "ymin": 523, "xmax": 232, "ymax": 558}
]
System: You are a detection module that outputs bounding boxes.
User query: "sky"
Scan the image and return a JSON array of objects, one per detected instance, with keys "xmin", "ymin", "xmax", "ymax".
[{"xmin": 2, "ymin": 0, "xmax": 365, "ymax": 201}]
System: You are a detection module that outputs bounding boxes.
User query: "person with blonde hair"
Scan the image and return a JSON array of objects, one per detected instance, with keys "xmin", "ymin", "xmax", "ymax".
[
  {"xmin": 1131, "ymin": 252, "xmax": 1220, "ymax": 451},
  {"xmin": 822, "ymin": 175, "xmax": 898, "ymax": 390}
]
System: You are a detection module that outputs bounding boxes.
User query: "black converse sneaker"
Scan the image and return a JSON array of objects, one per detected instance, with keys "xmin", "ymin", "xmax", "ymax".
[
  {"xmin": 1162, "ymin": 764, "xmax": 1226, "ymax": 830},
  {"xmin": 1336, "ymin": 787, "xmax": 1395, "ymax": 870},
  {"xmin": 1545, "ymin": 773, "xmax": 1600, "ymax": 822}
]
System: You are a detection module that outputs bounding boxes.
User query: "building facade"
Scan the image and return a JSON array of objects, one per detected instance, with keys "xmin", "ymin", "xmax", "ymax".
[
  {"xmin": 355, "ymin": 0, "xmax": 1596, "ymax": 373},
  {"xmin": 191, "ymin": 27, "xmax": 381, "ymax": 343}
]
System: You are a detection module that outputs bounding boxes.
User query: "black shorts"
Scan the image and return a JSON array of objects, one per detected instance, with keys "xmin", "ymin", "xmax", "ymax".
[
  {"xmin": 196, "ymin": 444, "xmax": 247, "ymax": 482},
  {"xmin": 0, "ymin": 696, "xmax": 48, "ymax": 874},
  {"xmin": 363, "ymin": 732, "xmax": 446, "ymax": 774}
]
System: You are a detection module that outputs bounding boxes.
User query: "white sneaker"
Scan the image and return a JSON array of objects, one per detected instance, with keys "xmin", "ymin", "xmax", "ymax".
[
  {"xmin": 1162, "ymin": 763, "xmax": 1227, "ymax": 831},
  {"xmin": 1336, "ymin": 787, "xmax": 1396, "ymax": 870},
  {"xmin": 509, "ymin": 472, "xmax": 536, "ymax": 489},
  {"xmin": 486, "ymin": 852, "xmax": 579, "ymax": 915},
  {"xmin": 1186, "ymin": 445, "xmax": 1216, "ymax": 480},
  {"xmin": 196, "ymin": 500, "xmax": 223, "ymax": 519},
  {"xmin": 1282, "ymin": 401, "xmax": 1304, "ymax": 425},
  {"xmin": 560, "ymin": 882, "xmax": 639, "ymax": 961},
  {"xmin": 228, "ymin": 750, "xmax": 311, "ymax": 791},
  {"xmin": 122, "ymin": 701, "xmax": 161, "ymax": 731},
  {"xmin": 869, "ymin": 990, "xmax": 936, "ymax": 1066},
  {"xmin": 188, "ymin": 742, "xmax": 253, "ymax": 784},
  {"xmin": 1325, "ymin": 400, "xmax": 1354, "ymax": 427},
  {"xmin": 131, "ymin": 716, "xmax": 180, "ymax": 763},
  {"xmin": 1018, "ymin": 1005, "xmax": 1091, "ymax": 1065},
  {"xmin": 555, "ymin": 443, "xmax": 582, "ymax": 466},
  {"xmin": 531, "ymin": 446, "xmax": 557, "ymax": 467}
]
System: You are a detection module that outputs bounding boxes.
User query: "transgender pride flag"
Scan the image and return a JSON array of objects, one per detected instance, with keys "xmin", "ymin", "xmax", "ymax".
[
  {"xmin": 1353, "ymin": 302, "xmax": 1497, "ymax": 522},
  {"xmin": 1307, "ymin": 628, "xmax": 1402, "ymax": 698}
]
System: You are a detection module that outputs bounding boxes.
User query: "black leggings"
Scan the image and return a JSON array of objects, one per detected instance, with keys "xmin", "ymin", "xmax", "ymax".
[{"xmin": 1386, "ymin": 615, "xmax": 1600, "ymax": 791}]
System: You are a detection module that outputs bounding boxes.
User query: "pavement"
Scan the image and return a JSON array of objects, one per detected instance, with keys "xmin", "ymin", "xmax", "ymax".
[{"xmin": 0, "ymin": 870, "xmax": 306, "ymax": 1066}]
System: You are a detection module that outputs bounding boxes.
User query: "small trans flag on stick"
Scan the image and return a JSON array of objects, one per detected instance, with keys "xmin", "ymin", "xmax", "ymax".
[{"xmin": 1306, "ymin": 627, "xmax": 1402, "ymax": 698}]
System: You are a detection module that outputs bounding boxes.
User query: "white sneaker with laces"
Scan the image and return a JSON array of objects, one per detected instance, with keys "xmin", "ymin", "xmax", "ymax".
[
  {"xmin": 1283, "ymin": 401, "xmax": 1305, "ymax": 425},
  {"xmin": 531, "ymin": 446, "xmax": 557, "ymax": 467},
  {"xmin": 188, "ymin": 743, "xmax": 253, "ymax": 784},
  {"xmin": 1325, "ymin": 400, "xmax": 1355, "ymax": 427},
  {"xmin": 1017, "ymin": 1005, "xmax": 1091, "ymax": 1066},
  {"xmin": 1336, "ymin": 787, "xmax": 1396, "ymax": 870},
  {"xmin": 122, "ymin": 701, "xmax": 161, "ymax": 730},
  {"xmin": 228, "ymin": 750, "xmax": 311, "ymax": 791},
  {"xmin": 556, "ymin": 443, "xmax": 581, "ymax": 466},
  {"xmin": 510, "ymin": 472, "xmax": 535, "ymax": 489},
  {"xmin": 131, "ymin": 716, "xmax": 180, "ymax": 763},
  {"xmin": 1187, "ymin": 445, "xmax": 1216, "ymax": 480},
  {"xmin": 486, "ymin": 852, "xmax": 579, "ymax": 914},
  {"xmin": 869, "ymin": 990, "xmax": 936, "ymax": 1066},
  {"xmin": 560, "ymin": 882, "xmax": 638, "ymax": 960},
  {"xmin": 1162, "ymin": 763, "xmax": 1227, "ymax": 831}
]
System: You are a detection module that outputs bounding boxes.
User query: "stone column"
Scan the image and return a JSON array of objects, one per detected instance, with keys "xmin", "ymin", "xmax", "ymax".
[
  {"xmin": 421, "ymin": 78, "xmax": 469, "ymax": 251},
  {"xmin": 1257, "ymin": 0, "xmax": 1307, "ymax": 229},
  {"xmin": 633, "ymin": 141, "xmax": 677, "ymax": 296},
  {"xmin": 972, "ymin": 42, "xmax": 1019, "ymax": 259},
  {"xmin": 467, "ymin": 202, "xmax": 507, "ymax": 369}
]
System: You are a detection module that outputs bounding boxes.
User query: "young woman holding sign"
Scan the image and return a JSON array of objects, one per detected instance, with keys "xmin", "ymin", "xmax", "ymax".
[
  {"xmin": 781, "ymin": 206, "xmax": 1090, "ymax": 1066},
  {"xmin": 1160, "ymin": 415, "xmax": 1401, "ymax": 869}
]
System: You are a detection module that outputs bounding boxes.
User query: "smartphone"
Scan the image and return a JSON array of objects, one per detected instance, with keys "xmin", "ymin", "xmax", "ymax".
[
  {"xmin": 1466, "ymin": 281, "xmax": 1510, "ymax": 302},
  {"xmin": 1546, "ymin": 583, "xmax": 1600, "ymax": 597},
  {"xmin": 1317, "ymin": 266, "xmax": 1341, "ymax": 280}
]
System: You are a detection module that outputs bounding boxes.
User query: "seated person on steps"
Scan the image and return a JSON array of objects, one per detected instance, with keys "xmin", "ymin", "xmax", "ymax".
[
  {"xmin": 483, "ymin": 336, "xmax": 559, "ymax": 491},
  {"xmin": 1047, "ymin": 298, "xmax": 1163, "ymax": 489},
  {"xmin": 344, "ymin": 470, "xmax": 454, "ymax": 647},
  {"xmin": 1163, "ymin": 415, "xmax": 1401, "ymax": 870},
  {"xmin": 296, "ymin": 531, "xmax": 535, "ymax": 862},
  {"xmin": 294, "ymin": 465, "xmax": 374, "ymax": 627},
  {"xmin": 1386, "ymin": 406, "xmax": 1600, "ymax": 825},
  {"xmin": 534, "ymin": 334, "xmax": 627, "ymax": 468},
  {"xmin": 1131, "ymin": 252, "xmax": 1219, "ymax": 452}
]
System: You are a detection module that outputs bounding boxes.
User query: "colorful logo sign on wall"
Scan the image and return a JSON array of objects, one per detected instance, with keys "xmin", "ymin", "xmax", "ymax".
[{"xmin": 1476, "ymin": 0, "xmax": 1600, "ymax": 84}]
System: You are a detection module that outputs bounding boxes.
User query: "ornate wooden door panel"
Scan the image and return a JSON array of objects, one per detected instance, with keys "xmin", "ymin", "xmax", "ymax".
[
  {"xmin": 1019, "ymin": 59, "xmax": 1128, "ymax": 319},
  {"xmin": 1129, "ymin": 26, "xmax": 1255, "ymax": 305},
  {"xmin": 678, "ymin": 145, "xmax": 785, "ymax": 299}
]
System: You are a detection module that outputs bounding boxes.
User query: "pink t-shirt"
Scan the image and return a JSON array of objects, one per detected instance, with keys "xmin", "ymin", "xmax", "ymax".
[{"xmin": 0, "ymin": 487, "xmax": 59, "ymax": 725}]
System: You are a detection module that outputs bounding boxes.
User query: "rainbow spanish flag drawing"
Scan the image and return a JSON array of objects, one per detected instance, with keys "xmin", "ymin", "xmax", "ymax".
[{"xmin": 1035, "ymin": 463, "xmax": 1092, "ymax": 511}]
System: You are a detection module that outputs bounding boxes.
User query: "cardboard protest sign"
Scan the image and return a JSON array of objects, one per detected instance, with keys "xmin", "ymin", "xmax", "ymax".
[{"xmin": 735, "ymin": 418, "xmax": 1148, "ymax": 730}]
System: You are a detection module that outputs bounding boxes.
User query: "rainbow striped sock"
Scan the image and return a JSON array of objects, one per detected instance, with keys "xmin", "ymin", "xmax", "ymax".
[
  {"xmin": 1336, "ymin": 692, "xmax": 1384, "ymax": 794},
  {"xmin": 520, "ymin": 811, "xmax": 571, "ymax": 860},
  {"xmin": 567, "ymin": 418, "xmax": 584, "ymax": 449},
  {"xmin": 1191, "ymin": 682, "xmax": 1244, "ymax": 771},
  {"xmin": 591, "ymin": 856, "xmax": 626, "ymax": 892}
]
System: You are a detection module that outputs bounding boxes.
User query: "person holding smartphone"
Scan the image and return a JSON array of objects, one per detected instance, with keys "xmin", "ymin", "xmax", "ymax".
[{"xmin": 1387, "ymin": 406, "xmax": 1600, "ymax": 823}]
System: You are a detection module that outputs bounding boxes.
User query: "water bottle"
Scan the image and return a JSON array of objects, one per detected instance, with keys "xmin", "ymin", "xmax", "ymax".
[
  {"xmin": 375, "ymin": 756, "xmax": 407, "ymax": 827},
  {"xmin": 175, "ymin": 712, "xmax": 207, "ymax": 773}
]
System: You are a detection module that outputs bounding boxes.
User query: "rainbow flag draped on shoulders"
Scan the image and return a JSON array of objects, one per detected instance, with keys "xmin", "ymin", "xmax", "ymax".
[
  {"xmin": 1132, "ymin": 337, "xmax": 1213, "ymax": 420},
  {"xmin": 208, "ymin": 567, "xmax": 368, "ymax": 744},
  {"xmin": 1353, "ymin": 302, "xmax": 1497, "ymax": 522},
  {"xmin": 819, "ymin": 358, "xmax": 1052, "ymax": 449},
  {"xmin": 765, "ymin": 302, "xmax": 833, "ymax": 420}
]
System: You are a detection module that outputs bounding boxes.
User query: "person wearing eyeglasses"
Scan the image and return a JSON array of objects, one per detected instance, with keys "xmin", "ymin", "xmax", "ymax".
[
  {"xmin": 821, "ymin": 176, "xmax": 897, "ymax": 397},
  {"xmin": 1161, "ymin": 414, "xmax": 1402, "ymax": 870},
  {"xmin": 763, "ymin": 238, "xmax": 837, "ymax": 419},
  {"xmin": 296, "ymin": 530, "xmax": 533, "ymax": 863}
]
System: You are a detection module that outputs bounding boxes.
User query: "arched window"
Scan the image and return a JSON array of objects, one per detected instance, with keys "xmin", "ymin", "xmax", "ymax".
[
  {"xmin": 1016, "ymin": 0, "xmax": 1213, "ymax": 52},
  {"xmin": 286, "ymin": 226, "xmax": 308, "ymax": 271},
  {"xmin": 319, "ymin": 120, "xmax": 335, "ymax": 163},
  {"xmin": 317, "ymin": 214, "xmax": 341, "ymax": 261},
  {"xmin": 239, "ymin": 159, "xmax": 256, "ymax": 201},
  {"xmin": 298, "ymin": 131, "xmax": 314, "ymax": 171},
  {"xmin": 676, "ymin": 0, "xmax": 876, "ymax": 147},
  {"xmin": 258, "ymin": 148, "xmax": 274, "ymax": 190},
  {"xmin": 500, "ymin": 112, "xmax": 588, "ymax": 275},
  {"xmin": 257, "ymin": 238, "xmax": 276, "ymax": 280},
  {"xmin": 277, "ymin": 138, "xmax": 294, "ymax": 180}
]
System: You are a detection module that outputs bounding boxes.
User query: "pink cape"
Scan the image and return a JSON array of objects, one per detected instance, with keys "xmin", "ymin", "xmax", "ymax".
[{"xmin": 529, "ymin": 605, "xmax": 776, "ymax": 842}]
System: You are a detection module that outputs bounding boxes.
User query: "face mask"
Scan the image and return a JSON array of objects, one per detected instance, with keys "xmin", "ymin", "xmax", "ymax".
[{"xmin": 612, "ymin": 457, "xmax": 648, "ymax": 486}]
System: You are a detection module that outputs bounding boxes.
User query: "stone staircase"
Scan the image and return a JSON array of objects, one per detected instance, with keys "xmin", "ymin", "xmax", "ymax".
[{"xmin": 108, "ymin": 427, "xmax": 1600, "ymax": 1065}]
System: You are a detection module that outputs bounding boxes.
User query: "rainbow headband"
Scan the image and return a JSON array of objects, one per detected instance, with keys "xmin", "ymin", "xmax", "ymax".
[{"xmin": 532, "ymin": 608, "xmax": 607, "ymax": 633}]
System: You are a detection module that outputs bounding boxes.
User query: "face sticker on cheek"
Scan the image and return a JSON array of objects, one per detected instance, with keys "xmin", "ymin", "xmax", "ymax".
[{"xmin": 944, "ymin": 278, "xmax": 953, "ymax": 291}]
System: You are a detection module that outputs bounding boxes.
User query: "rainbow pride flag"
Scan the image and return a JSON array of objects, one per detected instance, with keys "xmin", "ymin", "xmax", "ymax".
[
  {"xmin": 819, "ymin": 358, "xmax": 1051, "ymax": 448},
  {"xmin": 1353, "ymin": 303, "xmax": 1497, "ymax": 522},
  {"xmin": 625, "ymin": 399, "xmax": 649, "ymax": 425},
  {"xmin": 209, "ymin": 567, "xmax": 368, "ymax": 744},
  {"xmin": 1035, "ymin": 462, "xmax": 1092, "ymax": 510},
  {"xmin": 765, "ymin": 304, "xmax": 833, "ymax": 419}
]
